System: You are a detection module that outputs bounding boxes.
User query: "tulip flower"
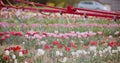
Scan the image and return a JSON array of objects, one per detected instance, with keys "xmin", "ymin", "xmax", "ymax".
[
  {"xmin": 19, "ymin": 52, "xmax": 23, "ymax": 57},
  {"xmin": 108, "ymin": 41, "xmax": 117, "ymax": 47},
  {"xmin": 37, "ymin": 49, "xmax": 45, "ymax": 56},
  {"xmin": 4, "ymin": 50, "xmax": 10, "ymax": 55},
  {"xmin": 44, "ymin": 45, "xmax": 51, "ymax": 50},
  {"xmin": 89, "ymin": 41, "xmax": 98, "ymax": 46},
  {"xmin": 89, "ymin": 46, "xmax": 97, "ymax": 51},
  {"xmin": 65, "ymin": 46, "xmax": 70, "ymax": 52},
  {"xmin": 57, "ymin": 44, "xmax": 63, "ymax": 49},
  {"xmin": 13, "ymin": 46, "xmax": 21, "ymax": 52},
  {"xmin": 1, "ymin": 36, "xmax": 6, "ymax": 41},
  {"xmin": 3, "ymin": 55, "xmax": 9, "ymax": 60},
  {"xmin": 12, "ymin": 54, "xmax": 16, "ymax": 59},
  {"xmin": 0, "ymin": 32, "xmax": 4, "ymax": 36},
  {"xmin": 61, "ymin": 57, "xmax": 67, "ymax": 63},
  {"xmin": 21, "ymin": 49, "xmax": 28, "ymax": 54},
  {"xmin": 5, "ymin": 34, "xmax": 10, "ymax": 38},
  {"xmin": 56, "ymin": 51, "xmax": 62, "ymax": 56},
  {"xmin": 53, "ymin": 40, "xmax": 59, "ymax": 45}
]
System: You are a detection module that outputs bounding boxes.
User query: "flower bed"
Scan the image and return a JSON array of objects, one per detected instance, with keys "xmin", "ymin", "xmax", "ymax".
[{"xmin": 0, "ymin": 10, "xmax": 120, "ymax": 63}]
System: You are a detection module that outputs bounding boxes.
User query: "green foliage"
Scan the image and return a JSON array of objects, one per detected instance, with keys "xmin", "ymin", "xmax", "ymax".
[{"xmin": 2, "ymin": 0, "xmax": 85, "ymax": 7}]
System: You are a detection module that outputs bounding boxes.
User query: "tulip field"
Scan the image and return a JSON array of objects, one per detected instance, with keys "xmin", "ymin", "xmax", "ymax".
[{"xmin": 0, "ymin": 9, "xmax": 120, "ymax": 63}]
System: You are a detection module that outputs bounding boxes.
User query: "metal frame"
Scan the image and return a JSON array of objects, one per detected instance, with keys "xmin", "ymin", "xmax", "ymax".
[{"xmin": 0, "ymin": 0, "xmax": 120, "ymax": 21}]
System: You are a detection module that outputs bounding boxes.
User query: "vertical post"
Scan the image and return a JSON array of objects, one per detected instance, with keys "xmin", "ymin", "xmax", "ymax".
[
  {"xmin": 113, "ymin": 15, "xmax": 117, "ymax": 22},
  {"xmin": 84, "ymin": 12, "xmax": 87, "ymax": 18},
  {"xmin": 59, "ymin": 10, "xmax": 62, "ymax": 16},
  {"xmin": 83, "ymin": 12, "xmax": 87, "ymax": 21}
]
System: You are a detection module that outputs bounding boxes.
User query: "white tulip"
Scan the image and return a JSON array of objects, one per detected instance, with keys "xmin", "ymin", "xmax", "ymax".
[
  {"xmin": 59, "ymin": 52, "xmax": 63, "ymax": 56},
  {"xmin": 112, "ymin": 50, "xmax": 118, "ymax": 53},
  {"xmin": 89, "ymin": 46, "xmax": 97, "ymax": 51},
  {"xmin": 12, "ymin": 54, "xmax": 16, "ymax": 59},
  {"xmin": 56, "ymin": 51, "xmax": 60, "ymax": 56},
  {"xmin": 102, "ymin": 50, "xmax": 106, "ymax": 53},
  {"xmin": 99, "ymin": 51, "xmax": 102, "ymax": 54},
  {"xmin": 24, "ymin": 61, "xmax": 28, "ymax": 63},
  {"xmin": 37, "ymin": 49, "xmax": 45, "ymax": 56},
  {"xmin": 71, "ymin": 52, "xmax": 76, "ymax": 56},
  {"xmin": 5, "ymin": 50, "xmax": 10, "ymax": 55},
  {"xmin": 14, "ymin": 59, "xmax": 17, "ymax": 63},
  {"xmin": 19, "ymin": 52, "xmax": 23, "ymax": 57},
  {"xmin": 98, "ymin": 51, "xmax": 103, "ymax": 57},
  {"xmin": 114, "ymin": 31, "xmax": 119, "ymax": 35},
  {"xmin": 22, "ymin": 42, "xmax": 25, "ymax": 45},
  {"xmin": 83, "ymin": 50, "xmax": 87, "ymax": 55},
  {"xmin": 40, "ymin": 41, "xmax": 46, "ymax": 45},
  {"xmin": 104, "ymin": 48, "xmax": 108, "ymax": 52},
  {"xmin": 87, "ymin": 51, "xmax": 90, "ymax": 54},
  {"xmin": 76, "ymin": 50, "xmax": 82, "ymax": 54},
  {"xmin": 107, "ymin": 46, "xmax": 112, "ymax": 50},
  {"xmin": 93, "ymin": 53, "xmax": 97, "ymax": 57},
  {"xmin": 80, "ymin": 41, "xmax": 84, "ymax": 44},
  {"xmin": 61, "ymin": 57, "xmax": 67, "ymax": 63},
  {"xmin": 56, "ymin": 51, "xmax": 63, "ymax": 57},
  {"xmin": 76, "ymin": 52, "xmax": 79, "ymax": 57},
  {"xmin": 117, "ymin": 46, "xmax": 120, "ymax": 51},
  {"xmin": 109, "ymin": 50, "xmax": 112, "ymax": 55}
]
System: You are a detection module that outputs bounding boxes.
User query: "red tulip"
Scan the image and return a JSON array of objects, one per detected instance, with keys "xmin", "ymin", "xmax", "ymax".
[
  {"xmin": 4, "ymin": 48, "xmax": 11, "ymax": 51},
  {"xmin": 11, "ymin": 31, "xmax": 16, "ymax": 36},
  {"xmin": 16, "ymin": 32, "xmax": 23, "ymax": 36},
  {"xmin": 3, "ymin": 55, "xmax": 9, "ymax": 60},
  {"xmin": 0, "ymin": 32, "xmax": 4, "ymax": 36},
  {"xmin": 11, "ymin": 32, "xmax": 23, "ymax": 36},
  {"xmin": 26, "ymin": 31, "xmax": 34, "ymax": 36},
  {"xmin": 108, "ymin": 41, "xmax": 117, "ymax": 47},
  {"xmin": 21, "ymin": 49, "xmax": 28, "ymax": 54},
  {"xmin": 70, "ymin": 42, "xmax": 77, "ymax": 48},
  {"xmin": 53, "ymin": 41, "xmax": 59, "ymax": 45},
  {"xmin": 57, "ymin": 44, "xmax": 63, "ymax": 49},
  {"xmin": 90, "ymin": 41, "xmax": 97, "ymax": 46},
  {"xmin": 44, "ymin": 45, "xmax": 51, "ymax": 50},
  {"xmin": 70, "ymin": 42, "xmax": 75, "ymax": 46},
  {"xmin": 73, "ymin": 45, "xmax": 77, "ymax": 48},
  {"xmin": 42, "ymin": 32, "xmax": 48, "ymax": 37},
  {"xmin": 82, "ymin": 45, "xmax": 87, "ymax": 49},
  {"xmin": 65, "ymin": 46, "xmax": 70, "ymax": 52},
  {"xmin": 13, "ymin": 45, "xmax": 21, "ymax": 52},
  {"xmin": 5, "ymin": 34, "xmax": 10, "ymax": 38},
  {"xmin": 33, "ymin": 31, "xmax": 39, "ymax": 35},
  {"xmin": 1, "ymin": 36, "xmax": 6, "ymax": 41},
  {"xmin": 4, "ymin": 47, "xmax": 14, "ymax": 51},
  {"xmin": 117, "ymin": 42, "xmax": 120, "ymax": 46}
]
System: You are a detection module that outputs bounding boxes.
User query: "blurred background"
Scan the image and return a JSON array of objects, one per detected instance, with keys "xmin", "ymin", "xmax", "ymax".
[{"xmin": 2, "ymin": 0, "xmax": 120, "ymax": 11}]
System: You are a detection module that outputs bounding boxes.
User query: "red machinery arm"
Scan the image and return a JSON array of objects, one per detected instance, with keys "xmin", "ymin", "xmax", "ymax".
[
  {"xmin": 19, "ymin": 1, "xmax": 120, "ymax": 16},
  {"xmin": 0, "ymin": 0, "xmax": 120, "ymax": 20}
]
